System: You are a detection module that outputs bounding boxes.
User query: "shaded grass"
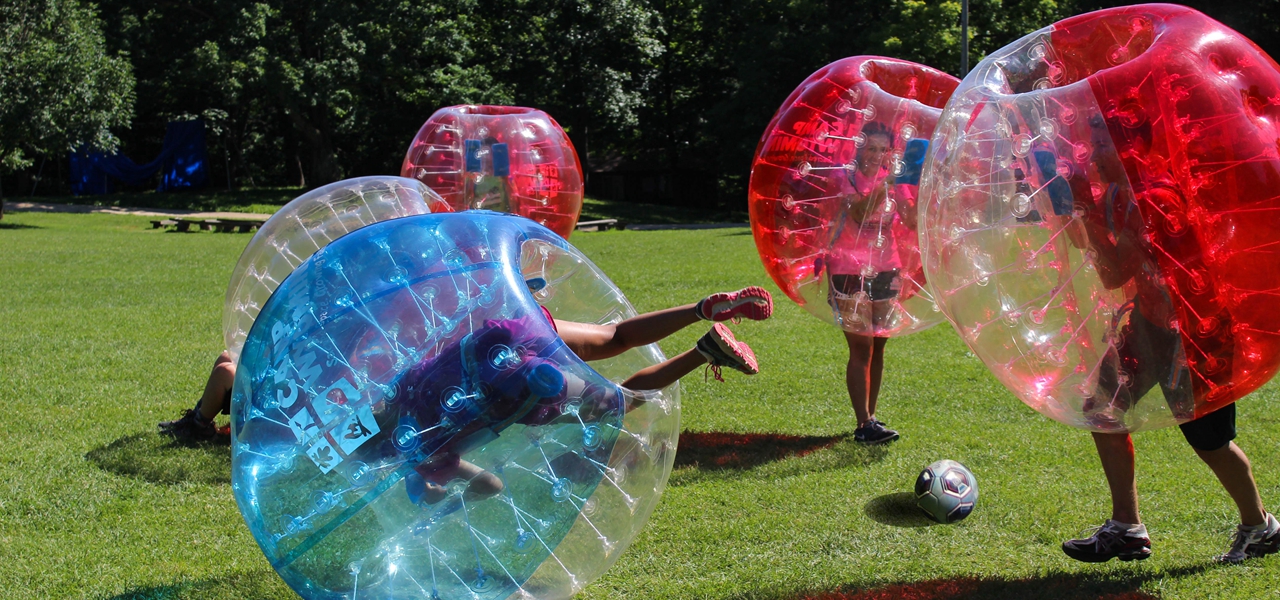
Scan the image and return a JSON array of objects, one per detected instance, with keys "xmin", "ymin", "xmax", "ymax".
[
  {"xmin": 29, "ymin": 187, "xmax": 304, "ymax": 214},
  {"xmin": 1, "ymin": 212, "xmax": 1278, "ymax": 599},
  {"xmin": 25, "ymin": 187, "xmax": 747, "ymax": 224}
]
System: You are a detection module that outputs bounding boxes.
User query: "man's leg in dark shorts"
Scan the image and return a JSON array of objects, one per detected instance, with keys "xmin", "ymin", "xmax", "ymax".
[{"xmin": 1179, "ymin": 402, "xmax": 1237, "ymax": 452}]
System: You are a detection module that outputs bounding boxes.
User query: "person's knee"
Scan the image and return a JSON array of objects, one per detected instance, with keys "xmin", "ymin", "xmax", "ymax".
[
  {"xmin": 466, "ymin": 471, "xmax": 504, "ymax": 499},
  {"xmin": 1193, "ymin": 440, "xmax": 1236, "ymax": 461},
  {"xmin": 215, "ymin": 351, "xmax": 233, "ymax": 366},
  {"xmin": 846, "ymin": 336, "xmax": 874, "ymax": 362},
  {"xmin": 212, "ymin": 361, "xmax": 236, "ymax": 381}
]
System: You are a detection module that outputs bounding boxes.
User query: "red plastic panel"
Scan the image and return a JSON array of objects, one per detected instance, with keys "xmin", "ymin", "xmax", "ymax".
[
  {"xmin": 920, "ymin": 4, "xmax": 1280, "ymax": 431},
  {"xmin": 750, "ymin": 56, "xmax": 959, "ymax": 336},
  {"xmin": 402, "ymin": 105, "xmax": 584, "ymax": 238}
]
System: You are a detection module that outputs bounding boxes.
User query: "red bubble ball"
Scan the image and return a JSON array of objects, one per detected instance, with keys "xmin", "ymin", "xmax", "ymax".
[
  {"xmin": 402, "ymin": 105, "xmax": 584, "ymax": 238},
  {"xmin": 750, "ymin": 56, "xmax": 959, "ymax": 336},
  {"xmin": 920, "ymin": 4, "xmax": 1280, "ymax": 431}
]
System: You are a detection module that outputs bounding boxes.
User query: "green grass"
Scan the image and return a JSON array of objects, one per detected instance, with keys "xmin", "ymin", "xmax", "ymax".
[
  {"xmin": 2, "ymin": 212, "xmax": 1278, "ymax": 599},
  {"xmin": 20, "ymin": 188, "xmax": 747, "ymax": 224}
]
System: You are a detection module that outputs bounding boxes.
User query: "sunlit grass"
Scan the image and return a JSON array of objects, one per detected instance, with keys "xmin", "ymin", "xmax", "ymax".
[{"xmin": 1, "ymin": 211, "xmax": 1277, "ymax": 599}]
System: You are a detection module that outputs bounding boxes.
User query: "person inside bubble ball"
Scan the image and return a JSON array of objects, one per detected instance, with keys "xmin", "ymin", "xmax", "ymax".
[
  {"xmin": 467, "ymin": 135, "xmax": 515, "ymax": 212},
  {"xmin": 160, "ymin": 285, "xmax": 772, "ymax": 456},
  {"xmin": 390, "ymin": 286, "xmax": 772, "ymax": 505},
  {"xmin": 826, "ymin": 121, "xmax": 918, "ymax": 444},
  {"xmin": 1057, "ymin": 115, "xmax": 1279, "ymax": 564}
]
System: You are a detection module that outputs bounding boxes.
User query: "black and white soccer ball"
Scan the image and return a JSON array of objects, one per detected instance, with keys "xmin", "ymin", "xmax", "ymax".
[{"xmin": 914, "ymin": 459, "xmax": 978, "ymax": 523}]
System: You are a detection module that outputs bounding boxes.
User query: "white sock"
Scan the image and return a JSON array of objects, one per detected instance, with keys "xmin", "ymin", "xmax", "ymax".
[
  {"xmin": 1111, "ymin": 520, "xmax": 1147, "ymax": 535},
  {"xmin": 1242, "ymin": 515, "xmax": 1272, "ymax": 532}
]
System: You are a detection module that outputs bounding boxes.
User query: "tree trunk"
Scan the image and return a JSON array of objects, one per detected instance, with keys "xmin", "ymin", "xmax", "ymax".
[{"xmin": 283, "ymin": 107, "xmax": 340, "ymax": 186}]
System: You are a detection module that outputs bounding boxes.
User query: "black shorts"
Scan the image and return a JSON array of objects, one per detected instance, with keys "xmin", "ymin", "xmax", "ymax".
[
  {"xmin": 1178, "ymin": 402, "xmax": 1236, "ymax": 452},
  {"xmin": 830, "ymin": 269, "xmax": 900, "ymax": 301}
]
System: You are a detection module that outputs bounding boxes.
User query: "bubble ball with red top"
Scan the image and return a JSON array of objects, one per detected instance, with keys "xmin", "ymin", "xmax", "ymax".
[
  {"xmin": 919, "ymin": 4, "xmax": 1280, "ymax": 432},
  {"xmin": 750, "ymin": 56, "xmax": 960, "ymax": 337},
  {"xmin": 402, "ymin": 105, "xmax": 584, "ymax": 239}
]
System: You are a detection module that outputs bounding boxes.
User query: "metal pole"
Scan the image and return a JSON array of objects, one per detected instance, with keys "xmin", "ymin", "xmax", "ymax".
[{"xmin": 961, "ymin": 0, "xmax": 970, "ymax": 76}]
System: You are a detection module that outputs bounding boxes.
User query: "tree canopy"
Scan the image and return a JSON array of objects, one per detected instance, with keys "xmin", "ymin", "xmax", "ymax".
[
  {"xmin": 0, "ymin": 0, "xmax": 134, "ymax": 174},
  {"xmin": 13, "ymin": 0, "xmax": 1278, "ymax": 206}
]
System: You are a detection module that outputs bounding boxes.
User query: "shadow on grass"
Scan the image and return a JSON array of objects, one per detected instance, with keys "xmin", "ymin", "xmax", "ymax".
[
  {"xmin": 736, "ymin": 564, "xmax": 1212, "ymax": 600},
  {"xmin": 104, "ymin": 570, "xmax": 291, "ymax": 599},
  {"xmin": 668, "ymin": 432, "xmax": 885, "ymax": 486},
  {"xmin": 0, "ymin": 221, "xmax": 42, "ymax": 229},
  {"xmin": 87, "ymin": 432, "xmax": 231, "ymax": 485},
  {"xmin": 863, "ymin": 492, "xmax": 935, "ymax": 528}
]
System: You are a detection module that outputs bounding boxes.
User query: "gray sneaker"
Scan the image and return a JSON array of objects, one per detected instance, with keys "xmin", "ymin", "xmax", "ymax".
[
  {"xmin": 1062, "ymin": 520, "xmax": 1152, "ymax": 562},
  {"xmin": 853, "ymin": 419, "xmax": 899, "ymax": 445},
  {"xmin": 1218, "ymin": 513, "xmax": 1280, "ymax": 564}
]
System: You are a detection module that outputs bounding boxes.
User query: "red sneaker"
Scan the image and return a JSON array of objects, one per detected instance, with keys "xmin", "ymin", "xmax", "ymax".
[
  {"xmin": 696, "ymin": 286, "xmax": 773, "ymax": 322},
  {"xmin": 695, "ymin": 323, "xmax": 759, "ymax": 381}
]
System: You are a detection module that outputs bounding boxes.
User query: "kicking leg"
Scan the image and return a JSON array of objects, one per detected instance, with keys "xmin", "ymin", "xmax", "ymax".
[
  {"xmin": 557, "ymin": 304, "xmax": 701, "ymax": 361},
  {"xmin": 557, "ymin": 287, "xmax": 772, "ymax": 361},
  {"xmin": 621, "ymin": 349, "xmax": 707, "ymax": 391},
  {"xmin": 622, "ymin": 323, "xmax": 759, "ymax": 390}
]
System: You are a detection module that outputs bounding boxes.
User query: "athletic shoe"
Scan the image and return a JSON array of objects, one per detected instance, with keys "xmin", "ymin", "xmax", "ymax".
[
  {"xmin": 159, "ymin": 409, "xmax": 217, "ymax": 442},
  {"xmin": 696, "ymin": 286, "xmax": 773, "ymax": 322},
  {"xmin": 695, "ymin": 323, "xmax": 759, "ymax": 381},
  {"xmin": 1062, "ymin": 520, "xmax": 1152, "ymax": 563},
  {"xmin": 1218, "ymin": 512, "xmax": 1280, "ymax": 564},
  {"xmin": 853, "ymin": 419, "xmax": 899, "ymax": 444}
]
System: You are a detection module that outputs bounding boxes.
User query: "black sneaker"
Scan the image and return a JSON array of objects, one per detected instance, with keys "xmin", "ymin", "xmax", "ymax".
[
  {"xmin": 1218, "ymin": 512, "xmax": 1280, "ymax": 564},
  {"xmin": 853, "ymin": 419, "xmax": 899, "ymax": 445},
  {"xmin": 1062, "ymin": 520, "xmax": 1152, "ymax": 562},
  {"xmin": 159, "ymin": 409, "xmax": 217, "ymax": 442}
]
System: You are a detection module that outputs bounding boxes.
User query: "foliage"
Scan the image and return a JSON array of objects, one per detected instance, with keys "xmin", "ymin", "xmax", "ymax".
[
  {"xmin": 19, "ymin": 0, "xmax": 1277, "ymax": 206},
  {"xmin": 0, "ymin": 0, "xmax": 134, "ymax": 174}
]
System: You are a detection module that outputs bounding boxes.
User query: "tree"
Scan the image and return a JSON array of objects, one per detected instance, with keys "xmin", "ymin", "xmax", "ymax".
[
  {"xmin": 0, "ymin": 0, "xmax": 134, "ymax": 196},
  {"xmin": 98, "ymin": 0, "xmax": 507, "ymax": 187}
]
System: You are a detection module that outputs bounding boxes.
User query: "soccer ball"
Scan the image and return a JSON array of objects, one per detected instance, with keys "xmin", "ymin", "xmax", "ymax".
[{"xmin": 915, "ymin": 460, "xmax": 978, "ymax": 523}]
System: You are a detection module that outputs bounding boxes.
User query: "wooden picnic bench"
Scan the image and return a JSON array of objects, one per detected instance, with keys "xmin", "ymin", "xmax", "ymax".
[
  {"xmin": 575, "ymin": 218, "xmax": 624, "ymax": 232},
  {"xmin": 152, "ymin": 217, "xmax": 265, "ymax": 233}
]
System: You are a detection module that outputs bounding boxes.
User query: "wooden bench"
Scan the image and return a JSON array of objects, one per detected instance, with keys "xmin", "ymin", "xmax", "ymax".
[
  {"xmin": 575, "ymin": 218, "xmax": 623, "ymax": 232},
  {"xmin": 209, "ymin": 218, "xmax": 264, "ymax": 233},
  {"xmin": 152, "ymin": 217, "xmax": 265, "ymax": 233}
]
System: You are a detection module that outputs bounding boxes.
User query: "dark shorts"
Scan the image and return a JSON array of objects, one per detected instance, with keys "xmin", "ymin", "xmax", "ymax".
[
  {"xmin": 1179, "ymin": 402, "xmax": 1236, "ymax": 451},
  {"xmin": 1098, "ymin": 303, "xmax": 1235, "ymax": 451},
  {"xmin": 830, "ymin": 269, "xmax": 900, "ymax": 302}
]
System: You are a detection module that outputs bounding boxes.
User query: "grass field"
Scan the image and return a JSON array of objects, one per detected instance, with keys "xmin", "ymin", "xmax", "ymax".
[{"xmin": 3, "ymin": 211, "xmax": 1279, "ymax": 599}]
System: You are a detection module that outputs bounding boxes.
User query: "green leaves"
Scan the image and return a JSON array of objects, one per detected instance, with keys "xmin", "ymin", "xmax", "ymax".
[{"xmin": 0, "ymin": 0, "xmax": 135, "ymax": 172}]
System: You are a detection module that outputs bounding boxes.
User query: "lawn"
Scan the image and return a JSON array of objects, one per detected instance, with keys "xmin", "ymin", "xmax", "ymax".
[{"xmin": 2, "ymin": 211, "xmax": 1279, "ymax": 600}]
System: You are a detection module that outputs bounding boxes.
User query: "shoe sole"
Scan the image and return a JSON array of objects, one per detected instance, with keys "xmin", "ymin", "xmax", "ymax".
[
  {"xmin": 1062, "ymin": 546, "xmax": 1151, "ymax": 563},
  {"xmin": 703, "ymin": 287, "xmax": 773, "ymax": 321},
  {"xmin": 854, "ymin": 432, "xmax": 899, "ymax": 445},
  {"xmin": 709, "ymin": 323, "xmax": 759, "ymax": 374}
]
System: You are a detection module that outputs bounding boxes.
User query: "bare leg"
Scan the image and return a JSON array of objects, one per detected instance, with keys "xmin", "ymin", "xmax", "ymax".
[
  {"xmin": 868, "ymin": 337, "xmax": 888, "ymax": 421},
  {"xmin": 1092, "ymin": 432, "xmax": 1141, "ymax": 524},
  {"xmin": 845, "ymin": 331, "xmax": 875, "ymax": 427},
  {"xmin": 1195, "ymin": 442, "xmax": 1267, "ymax": 526},
  {"xmin": 420, "ymin": 460, "xmax": 505, "ymax": 504},
  {"xmin": 198, "ymin": 351, "xmax": 236, "ymax": 421},
  {"xmin": 621, "ymin": 349, "xmax": 707, "ymax": 391},
  {"xmin": 557, "ymin": 304, "xmax": 700, "ymax": 361}
]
